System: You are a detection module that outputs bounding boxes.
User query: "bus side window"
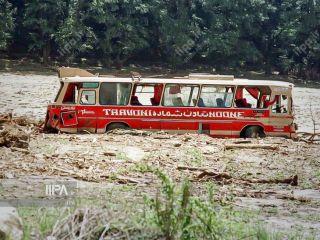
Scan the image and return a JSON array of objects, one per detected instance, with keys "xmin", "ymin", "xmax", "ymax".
[
  {"xmin": 199, "ymin": 86, "xmax": 234, "ymax": 108},
  {"xmin": 163, "ymin": 84, "xmax": 199, "ymax": 107},
  {"xmin": 131, "ymin": 84, "xmax": 163, "ymax": 106},
  {"xmin": 99, "ymin": 83, "xmax": 131, "ymax": 105},
  {"xmin": 241, "ymin": 88, "xmax": 259, "ymax": 108},
  {"xmin": 80, "ymin": 90, "xmax": 96, "ymax": 105},
  {"xmin": 272, "ymin": 95, "xmax": 288, "ymax": 113},
  {"xmin": 235, "ymin": 87, "xmax": 271, "ymax": 109}
]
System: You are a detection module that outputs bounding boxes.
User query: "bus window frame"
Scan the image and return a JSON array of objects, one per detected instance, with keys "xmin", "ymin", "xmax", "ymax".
[
  {"xmin": 130, "ymin": 83, "xmax": 164, "ymax": 107},
  {"xmin": 59, "ymin": 82, "xmax": 99, "ymax": 105},
  {"xmin": 198, "ymin": 85, "xmax": 235, "ymax": 108},
  {"xmin": 233, "ymin": 85, "xmax": 272, "ymax": 110},
  {"xmin": 269, "ymin": 87, "xmax": 292, "ymax": 115},
  {"xmin": 61, "ymin": 83, "xmax": 80, "ymax": 105},
  {"xmin": 161, "ymin": 83, "xmax": 201, "ymax": 108},
  {"xmin": 83, "ymin": 82, "xmax": 99, "ymax": 89},
  {"xmin": 78, "ymin": 88, "xmax": 97, "ymax": 106},
  {"xmin": 270, "ymin": 94, "xmax": 291, "ymax": 115},
  {"xmin": 99, "ymin": 82, "xmax": 133, "ymax": 106},
  {"xmin": 54, "ymin": 82, "xmax": 64, "ymax": 103}
]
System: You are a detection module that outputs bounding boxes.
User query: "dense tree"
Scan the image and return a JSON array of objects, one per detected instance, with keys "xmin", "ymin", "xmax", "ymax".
[
  {"xmin": 198, "ymin": 0, "xmax": 242, "ymax": 69},
  {"xmin": 0, "ymin": 0, "xmax": 319, "ymax": 79},
  {"xmin": 150, "ymin": 0, "xmax": 205, "ymax": 68},
  {"xmin": 236, "ymin": 0, "xmax": 296, "ymax": 74},
  {"xmin": 78, "ymin": 0, "xmax": 151, "ymax": 68},
  {"xmin": 0, "ymin": 0, "xmax": 14, "ymax": 51},
  {"xmin": 291, "ymin": 0, "xmax": 320, "ymax": 80},
  {"xmin": 55, "ymin": 0, "xmax": 96, "ymax": 64},
  {"xmin": 23, "ymin": 0, "xmax": 67, "ymax": 64}
]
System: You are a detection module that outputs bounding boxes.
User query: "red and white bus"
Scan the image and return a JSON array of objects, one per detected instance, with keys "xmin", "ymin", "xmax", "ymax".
[{"xmin": 45, "ymin": 68, "xmax": 297, "ymax": 138}]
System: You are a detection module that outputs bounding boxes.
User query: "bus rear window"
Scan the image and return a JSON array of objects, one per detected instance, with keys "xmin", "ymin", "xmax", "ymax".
[{"xmin": 100, "ymin": 82, "xmax": 131, "ymax": 105}]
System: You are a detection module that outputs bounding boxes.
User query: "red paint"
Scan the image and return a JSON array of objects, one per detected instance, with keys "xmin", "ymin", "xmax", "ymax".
[{"xmin": 45, "ymin": 104, "xmax": 295, "ymax": 138}]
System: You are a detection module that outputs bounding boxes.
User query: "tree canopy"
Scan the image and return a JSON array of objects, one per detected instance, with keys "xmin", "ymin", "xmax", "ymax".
[
  {"xmin": 0, "ymin": 0, "xmax": 14, "ymax": 50},
  {"xmin": 0, "ymin": 0, "xmax": 319, "ymax": 79}
]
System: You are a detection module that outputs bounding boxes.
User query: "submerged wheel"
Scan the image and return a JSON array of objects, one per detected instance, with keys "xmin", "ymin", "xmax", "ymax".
[
  {"xmin": 106, "ymin": 123, "xmax": 129, "ymax": 131},
  {"xmin": 243, "ymin": 126, "xmax": 266, "ymax": 138}
]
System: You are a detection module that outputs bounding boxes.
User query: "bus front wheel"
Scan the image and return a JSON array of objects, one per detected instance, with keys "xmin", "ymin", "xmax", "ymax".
[
  {"xmin": 106, "ymin": 123, "xmax": 129, "ymax": 132},
  {"xmin": 242, "ymin": 126, "xmax": 266, "ymax": 139}
]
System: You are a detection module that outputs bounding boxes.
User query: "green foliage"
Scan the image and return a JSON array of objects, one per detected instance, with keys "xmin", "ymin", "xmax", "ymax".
[
  {"xmin": 145, "ymin": 170, "xmax": 193, "ymax": 240},
  {"xmin": 186, "ymin": 147, "xmax": 204, "ymax": 167},
  {"xmin": 1, "ymin": 0, "xmax": 320, "ymax": 79},
  {"xmin": 144, "ymin": 170, "xmax": 293, "ymax": 240},
  {"xmin": 55, "ymin": 0, "xmax": 96, "ymax": 63},
  {"xmin": 291, "ymin": 0, "xmax": 320, "ymax": 80},
  {"xmin": 0, "ymin": 0, "xmax": 14, "ymax": 50},
  {"xmin": 23, "ymin": 0, "xmax": 67, "ymax": 63},
  {"xmin": 150, "ymin": 0, "xmax": 205, "ymax": 67},
  {"xmin": 79, "ymin": 0, "xmax": 151, "ymax": 68},
  {"xmin": 19, "ymin": 207, "xmax": 72, "ymax": 239}
]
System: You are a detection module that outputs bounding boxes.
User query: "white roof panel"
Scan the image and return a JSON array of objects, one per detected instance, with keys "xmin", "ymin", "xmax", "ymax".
[{"xmin": 62, "ymin": 77, "xmax": 294, "ymax": 88}]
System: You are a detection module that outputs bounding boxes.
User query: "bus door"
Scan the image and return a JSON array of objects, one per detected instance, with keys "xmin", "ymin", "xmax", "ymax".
[
  {"xmin": 268, "ymin": 87, "xmax": 293, "ymax": 134},
  {"xmin": 76, "ymin": 88, "xmax": 98, "ymax": 133}
]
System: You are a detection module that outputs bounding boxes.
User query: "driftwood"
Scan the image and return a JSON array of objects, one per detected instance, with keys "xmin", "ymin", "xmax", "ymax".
[
  {"xmin": 0, "ymin": 113, "xmax": 13, "ymax": 124},
  {"xmin": 10, "ymin": 147, "xmax": 30, "ymax": 154},
  {"xmin": 153, "ymin": 135, "xmax": 171, "ymax": 140},
  {"xmin": 234, "ymin": 189, "xmax": 310, "ymax": 203},
  {"xmin": 0, "ymin": 124, "xmax": 30, "ymax": 148},
  {"xmin": 49, "ymin": 208, "xmax": 109, "ymax": 240},
  {"xmin": 232, "ymin": 140, "xmax": 252, "ymax": 144},
  {"xmin": 197, "ymin": 170, "xmax": 298, "ymax": 186},
  {"xmin": 0, "ymin": 114, "xmax": 43, "ymax": 148},
  {"xmin": 297, "ymin": 132, "xmax": 320, "ymax": 144},
  {"xmin": 115, "ymin": 175, "xmax": 150, "ymax": 184},
  {"xmin": 51, "ymin": 166, "xmax": 88, "ymax": 180},
  {"xmin": 177, "ymin": 165, "xmax": 211, "ymax": 171},
  {"xmin": 224, "ymin": 144, "xmax": 279, "ymax": 150}
]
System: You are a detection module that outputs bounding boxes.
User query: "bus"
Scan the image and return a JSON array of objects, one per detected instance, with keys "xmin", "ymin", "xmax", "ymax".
[{"xmin": 45, "ymin": 67, "xmax": 297, "ymax": 138}]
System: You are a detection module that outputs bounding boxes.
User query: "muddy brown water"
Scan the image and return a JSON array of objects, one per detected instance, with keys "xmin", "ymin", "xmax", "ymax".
[{"xmin": 0, "ymin": 73, "xmax": 320, "ymax": 237}]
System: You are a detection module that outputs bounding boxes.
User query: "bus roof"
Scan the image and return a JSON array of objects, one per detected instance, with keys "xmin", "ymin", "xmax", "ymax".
[{"xmin": 61, "ymin": 76, "xmax": 294, "ymax": 88}]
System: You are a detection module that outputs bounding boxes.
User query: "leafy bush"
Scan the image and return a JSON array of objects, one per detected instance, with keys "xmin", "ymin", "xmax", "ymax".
[{"xmin": 144, "ymin": 170, "xmax": 277, "ymax": 240}]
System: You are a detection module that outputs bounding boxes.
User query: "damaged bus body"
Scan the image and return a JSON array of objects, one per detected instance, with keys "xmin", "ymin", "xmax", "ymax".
[{"xmin": 45, "ymin": 68, "xmax": 297, "ymax": 138}]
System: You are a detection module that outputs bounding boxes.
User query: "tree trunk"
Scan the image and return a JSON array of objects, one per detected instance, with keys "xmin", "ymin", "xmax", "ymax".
[
  {"xmin": 114, "ymin": 53, "xmax": 123, "ymax": 70},
  {"xmin": 42, "ymin": 41, "xmax": 51, "ymax": 66},
  {"xmin": 114, "ymin": 53, "xmax": 132, "ymax": 70},
  {"xmin": 264, "ymin": 54, "xmax": 272, "ymax": 75},
  {"xmin": 103, "ymin": 55, "xmax": 112, "ymax": 68}
]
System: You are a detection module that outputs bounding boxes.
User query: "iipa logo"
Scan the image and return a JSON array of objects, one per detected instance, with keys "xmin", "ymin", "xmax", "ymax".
[{"xmin": 45, "ymin": 184, "xmax": 69, "ymax": 196}]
